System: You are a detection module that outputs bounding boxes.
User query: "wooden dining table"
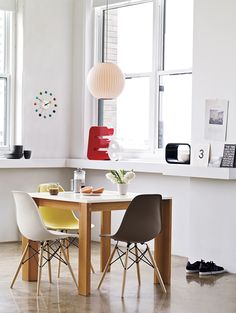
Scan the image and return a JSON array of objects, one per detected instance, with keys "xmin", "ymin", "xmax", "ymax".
[{"xmin": 22, "ymin": 191, "xmax": 172, "ymax": 296}]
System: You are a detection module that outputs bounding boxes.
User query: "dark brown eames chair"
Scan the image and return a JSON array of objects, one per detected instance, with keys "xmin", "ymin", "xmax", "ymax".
[{"xmin": 98, "ymin": 194, "xmax": 167, "ymax": 297}]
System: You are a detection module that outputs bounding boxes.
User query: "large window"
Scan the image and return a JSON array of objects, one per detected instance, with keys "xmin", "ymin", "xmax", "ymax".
[
  {"xmin": 95, "ymin": 0, "xmax": 193, "ymax": 152},
  {"xmin": 0, "ymin": 10, "xmax": 14, "ymax": 150}
]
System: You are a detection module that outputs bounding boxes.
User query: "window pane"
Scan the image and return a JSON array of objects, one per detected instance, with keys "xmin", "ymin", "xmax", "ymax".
[
  {"xmin": 104, "ymin": 2, "xmax": 153, "ymax": 73},
  {"xmin": 0, "ymin": 78, "xmax": 7, "ymax": 146},
  {"xmin": 159, "ymin": 74, "xmax": 192, "ymax": 148},
  {"xmin": 103, "ymin": 77, "xmax": 151, "ymax": 149},
  {"xmin": 164, "ymin": 0, "xmax": 193, "ymax": 70}
]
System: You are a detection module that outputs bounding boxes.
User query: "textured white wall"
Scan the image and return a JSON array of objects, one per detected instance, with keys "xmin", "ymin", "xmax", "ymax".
[
  {"xmin": 4, "ymin": 0, "xmax": 236, "ymax": 273},
  {"xmin": 188, "ymin": 0, "xmax": 236, "ymax": 271},
  {"xmin": 0, "ymin": 168, "xmax": 73, "ymax": 242},
  {"xmin": 0, "ymin": 0, "xmax": 75, "ymax": 243},
  {"xmin": 189, "ymin": 178, "xmax": 236, "ymax": 272},
  {"xmin": 21, "ymin": 0, "xmax": 73, "ymax": 158},
  {"xmin": 85, "ymin": 169, "xmax": 191, "ymax": 257},
  {"xmin": 192, "ymin": 0, "xmax": 236, "ymax": 156},
  {"xmin": 82, "ymin": 0, "xmax": 236, "ymax": 273}
]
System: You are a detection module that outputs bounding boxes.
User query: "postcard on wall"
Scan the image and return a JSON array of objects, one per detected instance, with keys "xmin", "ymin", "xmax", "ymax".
[{"xmin": 204, "ymin": 99, "xmax": 229, "ymax": 141}]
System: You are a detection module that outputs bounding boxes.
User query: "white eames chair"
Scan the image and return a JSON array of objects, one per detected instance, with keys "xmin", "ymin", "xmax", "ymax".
[{"xmin": 11, "ymin": 191, "xmax": 78, "ymax": 295}]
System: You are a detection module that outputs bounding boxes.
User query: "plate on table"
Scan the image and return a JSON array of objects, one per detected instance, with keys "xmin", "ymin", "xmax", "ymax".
[{"xmin": 81, "ymin": 192, "xmax": 102, "ymax": 196}]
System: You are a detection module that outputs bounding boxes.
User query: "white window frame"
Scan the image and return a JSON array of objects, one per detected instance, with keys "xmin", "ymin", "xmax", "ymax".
[
  {"xmin": 95, "ymin": 0, "xmax": 192, "ymax": 154},
  {"xmin": 0, "ymin": 10, "xmax": 15, "ymax": 152}
]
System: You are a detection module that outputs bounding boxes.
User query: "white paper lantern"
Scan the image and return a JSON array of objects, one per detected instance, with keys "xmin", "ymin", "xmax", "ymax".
[{"xmin": 87, "ymin": 62, "xmax": 125, "ymax": 99}]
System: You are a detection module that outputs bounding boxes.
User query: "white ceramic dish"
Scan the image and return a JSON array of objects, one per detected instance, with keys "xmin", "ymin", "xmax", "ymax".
[{"xmin": 81, "ymin": 193, "xmax": 102, "ymax": 196}]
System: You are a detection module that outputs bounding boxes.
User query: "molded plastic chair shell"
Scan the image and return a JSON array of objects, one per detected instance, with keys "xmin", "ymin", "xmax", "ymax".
[
  {"xmin": 12, "ymin": 191, "xmax": 78, "ymax": 242},
  {"xmin": 38, "ymin": 183, "xmax": 80, "ymax": 230},
  {"xmin": 97, "ymin": 194, "xmax": 166, "ymax": 297},
  {"xmin": 111, "ymin": 194, "xmax": 162, "ymax": 243},
  {"xmin": 37, "ymin": 183, "xmax": 95, "ymax": 274}
]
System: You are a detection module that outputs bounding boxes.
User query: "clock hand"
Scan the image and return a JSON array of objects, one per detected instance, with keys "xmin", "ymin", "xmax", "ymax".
[{"xmin": 44, "ymin": 101, "xmax": 51, "ymax": 106}]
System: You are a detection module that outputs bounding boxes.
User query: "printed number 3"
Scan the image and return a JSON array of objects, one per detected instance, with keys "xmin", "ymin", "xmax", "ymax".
[{"xmin": 199, "ymin": 149, "xmax": 204, "ymax": 159}]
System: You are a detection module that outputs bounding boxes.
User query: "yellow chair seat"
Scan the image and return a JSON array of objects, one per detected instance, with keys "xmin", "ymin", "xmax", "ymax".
[{"xmin": 38, "ymin": 183, "xmax": 94, "ymax": 231}]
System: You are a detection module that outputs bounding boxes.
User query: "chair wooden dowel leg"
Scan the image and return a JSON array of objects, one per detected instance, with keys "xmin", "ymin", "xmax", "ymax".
[
  {"xmin": 121, "ymin": 246, "xmax": 129, "ymax": 298},
  {"xmin": 10, "ymin": 243, "xmax": 29, "ymax": 289},
  {"xmin": 37, "ymin": 243, "xmax": 44, "ymax": 296},
  {"xmin": 146, "ymin": 245, "xmax": 166, "ymax": 293},
  {"xmin": 47, "ymin": 242, "xmax": 52, "ymax": 283},
  {"xmin": 135, "ymin": 244, "xmax": 141, "ymax": 285},
  {"xmin": 90, "ymin": 262, "xmax": 95, "ymax": 274},
  {"xmin": 59, "ymin": 241, "xmax": 78, "ymax": 290},
  {"xmin": 57, "ymin": 246, "xmax": 62, "ymax": 278},
  {"xmin": 65, "ymin": 236, "xmax": 70, "ymax": 260},
  {"xmin": 98, "ymin": 245, "xmax": 117, "ymax": 289}
]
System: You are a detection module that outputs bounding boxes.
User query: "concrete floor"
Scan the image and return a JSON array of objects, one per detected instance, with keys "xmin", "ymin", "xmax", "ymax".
[{"xmin": 0, "ymin": 241, "xmax": 235, "ymax": 313}]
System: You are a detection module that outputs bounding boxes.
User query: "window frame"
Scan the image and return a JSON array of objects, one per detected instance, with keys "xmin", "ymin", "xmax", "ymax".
[
  {"xmin": 0, "ymin": 10, "xmax": 15, "ymax": 152},
  {"xmin": 95, "ymin": 0, "xmax": 192, "ymax": 154},
  {"xmin": 157, "ymin": 0, "xmax": 193, "ymax": 149}
]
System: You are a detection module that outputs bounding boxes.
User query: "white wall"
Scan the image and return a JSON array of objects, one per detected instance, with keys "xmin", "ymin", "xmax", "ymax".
[
  {"xmin": 74, "ymin": 0, "xmax": 236, "ymax": 273},
  {"xmin": 189, "ymin": 178, "xmax": 236, "ymax": 272},
  {"xmin": 0, "ymin": 168, "xmax": 72, "ymax": 242},
  {"xmin": 70, "ymin": 0, "xmax": 95, "ymax": 158},
  {"xmin": 3, "ymin": 0, "xmax": 236, "ymax": 271},
  {"xmin": 186, "ymin": 0, "xmax": 236, "ymax": 271},
  {"xmin": 0, "ymin": 0, "xmax": 75, "ymax": 243},
  {"xmin": 20, "ymin": 0, "xmax": 74, "ymax": 158},
  {"xmin": 86, "ymin": 169, "xmax": 190, "ymax": 256},
  {"xmin": 192, "ymin": 0, "xmax": 236, "ymax": 156}
]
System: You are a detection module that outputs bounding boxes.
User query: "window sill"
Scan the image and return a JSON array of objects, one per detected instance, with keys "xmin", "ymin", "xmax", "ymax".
[
  {"xmin": 0, "ymin": 157, "xmax": 236, "ymax": 180},
  {"xmin": 0, "ymin": 158, "xmax": 66, "ymax": 168},
  {"xmin": 66, "ymin": 158, "xmax": 236, "ymax": 180}
]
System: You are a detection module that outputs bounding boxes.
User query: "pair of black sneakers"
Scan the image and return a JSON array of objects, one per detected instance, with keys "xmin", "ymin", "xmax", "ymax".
[{"xmin": 186, "ymin": 260, "xmax": 225, "ymax": 276}]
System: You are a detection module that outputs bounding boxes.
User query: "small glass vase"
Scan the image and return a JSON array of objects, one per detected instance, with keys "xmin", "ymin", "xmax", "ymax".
[{"xmin": 117, "ymin": 183, "xmax": 128, "ymax": 195}]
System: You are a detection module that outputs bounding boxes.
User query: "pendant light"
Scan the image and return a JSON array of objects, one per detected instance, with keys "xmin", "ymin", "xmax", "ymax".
[{"xmin": 87, "ymin": 0, "xmax": 125, "ymax": 100}]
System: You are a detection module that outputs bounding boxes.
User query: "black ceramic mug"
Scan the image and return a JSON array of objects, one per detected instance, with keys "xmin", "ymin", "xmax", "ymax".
[{"xmin": 23, "ymin": 150, "xmax": 32, "ymax": 159}]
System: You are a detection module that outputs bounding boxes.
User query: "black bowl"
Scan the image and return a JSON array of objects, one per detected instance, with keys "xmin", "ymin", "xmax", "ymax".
[{"xmin": 4, "ymin": 153, "xmax": 23, "ymax": 159}]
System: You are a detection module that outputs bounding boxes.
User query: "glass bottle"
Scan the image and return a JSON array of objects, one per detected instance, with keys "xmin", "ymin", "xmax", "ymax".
[{"xmin": 73, "ymin": 168, "xmax": 86, "ymax": 193}]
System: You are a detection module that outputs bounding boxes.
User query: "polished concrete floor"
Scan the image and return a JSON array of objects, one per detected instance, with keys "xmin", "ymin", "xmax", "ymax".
[{"xmin": 0, "ymin": 241, "xmax": 235, "ymax": 313}]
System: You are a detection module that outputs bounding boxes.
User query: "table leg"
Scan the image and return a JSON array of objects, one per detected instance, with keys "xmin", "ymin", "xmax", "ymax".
[
  {"xmin": 100, "ymin": 211, "xmax": 111, "ymax": 272},
  {"xmin": 79, "ymin": 203, "xmax": 91, "ymax": 296},
  {"xmin": 154, "ymin": 199, "xmax": 172, "ymax": 284},
  {"xmin": 22, "ymin": 236, "xmax": 38, "ymax": 281}
]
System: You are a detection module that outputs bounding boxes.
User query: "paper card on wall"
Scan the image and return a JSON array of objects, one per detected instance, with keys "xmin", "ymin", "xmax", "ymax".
[
  {"xmin": 191, "ymin": 143, "xmax": 210, "ymax": 167},
  {"xmin": 204, "ymin": 99, "xmax": 229, "ymax": 141}
]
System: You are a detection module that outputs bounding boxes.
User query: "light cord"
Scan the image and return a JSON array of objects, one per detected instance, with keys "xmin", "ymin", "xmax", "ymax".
[{"xmin": 106, "ymin": 0, "xmax": 108, "ymax": 62}]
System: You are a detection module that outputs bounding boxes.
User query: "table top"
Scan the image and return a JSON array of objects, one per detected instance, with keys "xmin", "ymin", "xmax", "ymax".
[{"xmin": 29, "ymin": 191, "xmax": 171, "ymax": 204}]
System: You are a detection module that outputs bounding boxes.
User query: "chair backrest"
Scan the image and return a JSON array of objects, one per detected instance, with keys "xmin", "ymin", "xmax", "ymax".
[
  {"xmin": 38, "ymin": 183, "xmax": 77, "ymax": 228},
  {"xmin": 112, "ymin": 194, "xmax": 162, "ymax": 243},
  {"xmin": 12, "ymin": 191, "xmax": 51, "ymax": 241}
]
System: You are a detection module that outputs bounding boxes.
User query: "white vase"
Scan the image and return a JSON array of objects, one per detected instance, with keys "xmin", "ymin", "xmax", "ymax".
[{"xmin": 117, "ymin": 183, "xmax": 128, "ymax": 195}]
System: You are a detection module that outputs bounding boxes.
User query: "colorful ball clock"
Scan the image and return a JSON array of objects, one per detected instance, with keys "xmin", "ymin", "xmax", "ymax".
[{"xmin": 34, "ymin": 90, "xmax": 57, "ymax": 119}]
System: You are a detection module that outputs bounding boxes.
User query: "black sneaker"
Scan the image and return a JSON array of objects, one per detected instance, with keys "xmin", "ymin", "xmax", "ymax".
[
  {"xmin": 199, "ymin": 261, "xmax": 225, "ymax": 276},
  {"xmin": 186, "ymin": 260, "xmax": 202, "ymax": 273}
]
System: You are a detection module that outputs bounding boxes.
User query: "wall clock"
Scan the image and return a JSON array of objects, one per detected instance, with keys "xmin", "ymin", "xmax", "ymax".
[{"xmin": 34, "ymin": 90, "xmax": 57, "ymax": 119}]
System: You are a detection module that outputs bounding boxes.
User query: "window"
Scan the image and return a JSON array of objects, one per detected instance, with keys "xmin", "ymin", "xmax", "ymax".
[
  {"xmin": 95, "ymin": 0, "xmax": 193, "ymax": 152},
  {"xmin": 158, "ymin": 0, "xmax": 193, "ymax": 148},
  {"xmin": 0, "ymin": 10, "xmax": 14, "ymax": 150}
]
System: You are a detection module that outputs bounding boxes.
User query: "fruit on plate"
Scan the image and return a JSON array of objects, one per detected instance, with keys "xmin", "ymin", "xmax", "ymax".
[
  {"xmin": 80, "ymin": 186, "xmax": 93, "ymax": 193},
  {"xmin": 92, "ymin": 187, "xmax": 104, "ymax": 194}
]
